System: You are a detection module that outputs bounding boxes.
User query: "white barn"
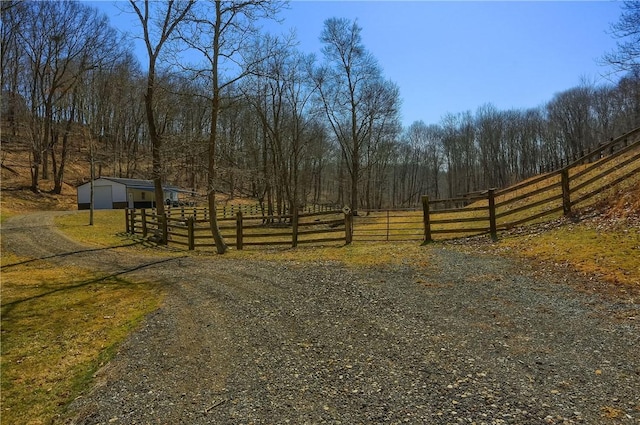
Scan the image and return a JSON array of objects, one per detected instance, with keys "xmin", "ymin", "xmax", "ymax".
[{"xmin": 76, "ymin": 177, "xmax": 180, "ymax": 210}]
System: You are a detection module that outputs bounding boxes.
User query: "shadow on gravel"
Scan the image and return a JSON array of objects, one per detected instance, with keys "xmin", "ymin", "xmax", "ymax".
[
  {"xmin": 1, "ymin": 257, "xmax": 185, "ymax": 315},
  {"xmin": 0, "ymin": 241, "xmax": 145, "ymax": 270}
]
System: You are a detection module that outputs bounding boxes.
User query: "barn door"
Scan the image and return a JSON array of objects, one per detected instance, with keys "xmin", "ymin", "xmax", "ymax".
[{"xmin": 94, "ymin": 186, "xmax": 113, "ymax": 209}]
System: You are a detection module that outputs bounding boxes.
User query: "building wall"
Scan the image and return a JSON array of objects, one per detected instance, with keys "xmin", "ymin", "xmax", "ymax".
[
  {"xmin": 77, "ymin": 179, "xmax": 127, "ymax": 209},
  {"xmin": 77, "ymin": 179, "xmax": 180, "ymax": 210}
]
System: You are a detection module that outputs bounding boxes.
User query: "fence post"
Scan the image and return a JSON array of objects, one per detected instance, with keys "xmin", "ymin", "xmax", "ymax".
[
  {"xmin": 130, "ymin": 208, "xmax": 136, "ymax": 235},
  {"xmin": 561, "ymin": 168, "xmax": 571, "ymax": 216},
  {"xmin": 236, "ymin": 211, "xmax": 243, "ymax": 250},
  {"xmin": 160, "ymin": 214, "xmax": 168, "ymax": 245},
  {"xmin": 488, "ymin": 189, "xmax": 498, "ymax": 242},
  {"xmin": 345, "ymin": 211, "xmax": 353, "ymax": 245},
  {"xmin": 422, "ymin": 196, "xmax": 432, "ymax": 243},
  {"xmin": 292, "ymin": 208, "xmax": 299, "ymax": 248},
  {"xmin": 141, "ymin": 209, "xmax": 148, "ymax": 237},
  {"xmin": 187, "ymin": 217, "xmax": 195, "ymax": 250},
  {"xmin": 386, "ymin": 209, "xmax": 390, "ymax": 241},
  {"xmin": 125, "ymin": 208, "xmax": 130, "ymax": 234}
]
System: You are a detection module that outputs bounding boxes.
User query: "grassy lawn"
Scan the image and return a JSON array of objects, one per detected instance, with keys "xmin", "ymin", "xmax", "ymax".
[
  {"xmin": 55, "ymin": 210, "xmax": 186, "ymax": 258},
  {"xmin": 55, "ymin": 210, "xmax": 139, "ymax": 248},
  {"xmin": 498, "ymin": 223, "xmax": 640, "ymax": 288},
  {"xmin": 1, "ymin": 211, "xmax": 164, "ymax": 425}
]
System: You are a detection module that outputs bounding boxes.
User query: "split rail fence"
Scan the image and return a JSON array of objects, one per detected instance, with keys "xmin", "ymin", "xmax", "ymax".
[
  {"xmin": 421, "ymin": 126, "xmax": 640, "ymax": 241},
  {"xmin": 126, "ymin": 127, "xmax": 639, "ymax": 248},
  {"xmin": 126, "ymin": 208, "xmax": 351, "ymax": 250}
]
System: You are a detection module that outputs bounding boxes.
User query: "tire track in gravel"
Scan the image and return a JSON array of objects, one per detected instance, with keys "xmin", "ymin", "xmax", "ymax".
[
  {"xmin": 1, "ymin": 211, "xmax": 166, "ymax": 274},
  {"xmin": 2, "ymin": 212, "xmax": 235, "ymax": 423}
]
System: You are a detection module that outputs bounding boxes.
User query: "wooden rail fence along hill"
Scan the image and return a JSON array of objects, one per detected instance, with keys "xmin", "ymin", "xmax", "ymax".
[
  {"xmin": 126, "ymin": 127, "xmax": 640, "ymax": 249},
  {"xmin": 420, "ymin": 126, "xmax": 640, "ymax": 242}
]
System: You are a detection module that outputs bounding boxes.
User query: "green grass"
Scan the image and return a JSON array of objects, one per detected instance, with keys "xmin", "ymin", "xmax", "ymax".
[
  {"xmin": 1, "ymin": 212, "xmax": 164, "ymax": 425},
  {"xmin": 55, "ymin": 210, "xmax": 134, "ymax": 248},
  {"xmin": 55, "ymin": 210, "xmax": 186, "ymax": 258},
  {"xmin": 498, "ymin": 223, "xmax": 640, "ymax": 288},
  {"xmin": 0, "ymin": 208, "xmax": 17, "ymax": 225}
]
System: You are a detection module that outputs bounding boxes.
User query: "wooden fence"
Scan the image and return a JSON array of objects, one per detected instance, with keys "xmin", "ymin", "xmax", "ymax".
[
  {"xmin": 351, "ymin": 209, "xmax": 425, "ymax": 242},
  {"xmin": 126, "ymin": 207, "xmax": 350, "ymax": 250},
  {"xmin": 422, "ymin": 127, "xmax": 640, "ymax": 241},
  {"xmin": 163, "ymin": 203, "xmax": 340, "ymax": 221},
  {"xmin": 126, "ymin": 127, "xmax": 639, "ymax": 247}
]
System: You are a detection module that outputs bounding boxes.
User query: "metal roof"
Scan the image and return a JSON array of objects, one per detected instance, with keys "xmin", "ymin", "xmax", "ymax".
[{"xmin": 99, "ymin": 177, "xmax": 180, "ymax": 191}]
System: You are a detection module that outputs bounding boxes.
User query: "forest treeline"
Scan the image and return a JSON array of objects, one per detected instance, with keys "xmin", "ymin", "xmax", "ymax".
[{"xmin": 2, "ymin": 0, "xmax": 639, "ymax": 217}]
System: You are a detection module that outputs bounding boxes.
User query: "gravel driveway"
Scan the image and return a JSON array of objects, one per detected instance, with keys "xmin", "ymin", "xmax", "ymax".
[{"xmin": 2, "ymin": 212, "xmax": 639, "ymax": 424}]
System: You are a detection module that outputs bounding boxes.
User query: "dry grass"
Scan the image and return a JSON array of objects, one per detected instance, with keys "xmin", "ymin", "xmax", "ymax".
[
  {"xmin": 353, "ymin": 211, "xmax": 425, "ymax": 241},
  {"xmin": 1, "ymin": 218, "xmax": 164, "ymax": 424},
  {"xmin": 0, "ymin": 254, "xmax": 163, "ymax": 425},
  {"xmin": 498, "ymin": 223, "xmax": 640, "ymax": 287},
  {"xmin": 55, "ymin": 210, "xmax": 434, "ymax": 267},
  {"xmin": 225, "ymin": 240, "xmax": 435, "ymax": 269},
  {"xmin": 0, "ymin": 146, "xmax": 83, "ymax": 214}
]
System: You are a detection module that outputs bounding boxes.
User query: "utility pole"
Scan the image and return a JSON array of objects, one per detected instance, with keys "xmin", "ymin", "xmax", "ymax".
[{"xmin": 89, "ymin": 132, "xmax": 95, "ymax": 226}]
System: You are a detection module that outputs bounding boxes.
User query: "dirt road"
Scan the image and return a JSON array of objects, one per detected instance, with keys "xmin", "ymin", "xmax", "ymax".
[{"xmin": 3, "ymin": 212, "xmax": 639, "ymax": 424}]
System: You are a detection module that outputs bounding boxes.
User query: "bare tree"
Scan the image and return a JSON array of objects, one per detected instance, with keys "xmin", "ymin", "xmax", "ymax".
[
  {"xmin": 403, "ymin": 121, "xmax": 443, "ymax": 203},
  {"xmin": 612, "ymin": 68, "xmax": 640, "ymax": 131},
  {"xmin": 1, "ymin": 1, "xmax": 28, "ymax": 136},
  {"xmin": 9, "ymin": 1, "xmax": 121, "ymax": 193},
  {"xmin": 475, "ymin": 103, "xmax": 508, "ymax": 189},
  {"xmin": 179, "ymin": 0, "xmax": 284, "ymax": 254},
  {"xmin": 602, "ymin": 1, "xmax": 640, "ymax": 74},
  {"xmin": 242, "ymin": 34, "xmax": 318, "ymax": 219},
  {"xmin": 315, "ymin": 18, "xmax": 395, "ymax": 214},
  {"xmin": 129, "ymin": 0, "xmax": 195, "ymax": 236},
  {"xmin": 440, "ymin": 111, "xmax": 477, "ymax": 197},
  {"xmin": 360, "ymin": 78, "xmax": 401, "ymax": 209},
  {"xmin": 546, "ymin": 84, "xmax": 596, "ymax": 162}
]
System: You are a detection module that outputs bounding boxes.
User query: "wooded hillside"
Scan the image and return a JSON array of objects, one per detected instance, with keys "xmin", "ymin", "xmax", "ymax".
[{"xmin": 2, "ymin": 1, "xmax": 639, "ymax": 216}]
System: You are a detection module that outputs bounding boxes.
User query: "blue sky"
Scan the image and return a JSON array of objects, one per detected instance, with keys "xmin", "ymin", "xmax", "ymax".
[{"xmin": 90, "ymin": 1, "xmax": 624, "ymax": 128}]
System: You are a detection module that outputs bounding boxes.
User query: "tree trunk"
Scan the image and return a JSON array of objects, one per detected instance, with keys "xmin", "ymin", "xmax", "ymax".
[
  {"xmin": 205, "ymin": 0, "xmax": 228, "ymax": 254},
  {"xmin": 207, "ymin": 189, "xmax": 227, "ymax": 253},
  {"xmin": 143, "ymin": 56, "xmax": 165, "ymax": 234},
  {"xmin": 30, "ymin": 148, "xmax": 40, "ymax": 193},
  {"xmin": 42, "ymin": 104, "xmax": 52, "ymax": 180},
  {"xmin": 351, "ymin": 153, "xmax": 359, "ymax": 214},
  {"xmin": 207, "ymin": 100, "xmax": 227, "ymax": 252},
  {"xmin": 53, "ymin": 103, "xmax": 76, "ymax": 194}
]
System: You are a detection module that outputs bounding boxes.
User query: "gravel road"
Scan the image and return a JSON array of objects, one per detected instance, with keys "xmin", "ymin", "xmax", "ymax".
[{"xmin": 2, "ymin": 212, "xmax": 639, "ymax": 424}]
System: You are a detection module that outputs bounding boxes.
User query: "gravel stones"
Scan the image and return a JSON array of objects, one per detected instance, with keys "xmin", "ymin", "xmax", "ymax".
[{"xmin": 66, "ymin": 250, "xmax": 640, "ymax": 424}]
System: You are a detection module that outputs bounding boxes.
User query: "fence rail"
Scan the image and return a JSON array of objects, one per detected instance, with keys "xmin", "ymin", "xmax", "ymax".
[
  {"xmin": 421, "ymin": 128, "xmax": 640, "ymax": 241},
  {"xmin": 126, "ymin": 127, "xmax": 639, "ymax": 248},
  {"xmin": 126, "ymin": 207, "xmax": 350, "ymax": 250},
  {"xmin": 351, "ymin": 209, "xmax": 425, "ymax": 242},
  {"xmin": 163, "ymin": 203, "xmax": 341, "ymax": 221}
]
